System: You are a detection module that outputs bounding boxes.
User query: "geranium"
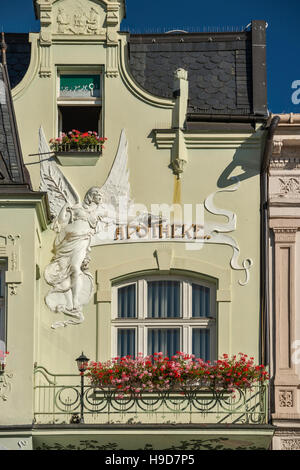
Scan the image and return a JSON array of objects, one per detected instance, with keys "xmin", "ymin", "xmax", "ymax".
[
  {"xmin": 0, "ymin": 350, "xmax": 9, "ymax": 372},
  {"xmin": 49, "ymin": 131, "xmax": 107, "ymax": 152},
  {"xmin": 86, "ymin": 352, "xmax": 269, "ymax": 398}
]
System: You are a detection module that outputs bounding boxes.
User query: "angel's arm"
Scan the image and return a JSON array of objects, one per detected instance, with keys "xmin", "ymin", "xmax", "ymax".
[{"xmin": 57, "ymin": 203, "xmax": 72, "ymax": 226}]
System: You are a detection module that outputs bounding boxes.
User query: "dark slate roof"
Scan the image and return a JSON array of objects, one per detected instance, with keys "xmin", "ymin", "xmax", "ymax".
[
  {"xmin": 128, "ymin": 22, "xmax": 267, "ymax": 118},
  {"xmin": 0, "ymin": 59, "xmax": 32, "ymax": 190},
  {"xmin": 1, "ymin": 34, "xmax": 31, "ymax": 89}
]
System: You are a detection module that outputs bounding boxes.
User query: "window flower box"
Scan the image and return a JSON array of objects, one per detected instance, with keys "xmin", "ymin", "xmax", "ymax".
[
  {"xmin": 86, "ymin": 352, "xmax": 269, "ymax": 398},
  {"xmin": 50, "ymin": 130, "xmax": 106, "ymax": 166}
]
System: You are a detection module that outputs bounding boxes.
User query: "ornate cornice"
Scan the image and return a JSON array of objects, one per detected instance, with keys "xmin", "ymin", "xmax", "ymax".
[
  {"xmin": 272, "ymin": 227, "xmax": 298, "ymax": 243},
  {"xmin": 270, "ymin": 157, "xmax": 300, "ymax": 169}
]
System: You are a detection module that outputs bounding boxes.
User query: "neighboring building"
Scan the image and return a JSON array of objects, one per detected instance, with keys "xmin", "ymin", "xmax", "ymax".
[
  {"xmin": 268, "ymin": 113, "xmax": 300, "ymax": 450},
  {"xmin": 0, "ymin": 0, "xmax": 273, "ymax": 450}
]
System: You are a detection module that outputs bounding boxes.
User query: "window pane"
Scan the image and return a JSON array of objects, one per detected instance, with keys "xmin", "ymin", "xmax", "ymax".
[
  {"xmin": 60, "ymin": 74, "xmax": 101, "ymax": 98},
  {"xmin": 192, "ymin": 329, "xmax": 210, "ymax": 361},
  {"xmin": 192, "ymin": 284, "xmax": 210, "ymax": 317},
  {"xmin": 147, "ymin": 281, "xmax": 180, "ymax": 318},
  {"xmin": 147, "ymin": 329, "xmax": 180, "ymax": 357},
  {"xmin": 117, "ymin": 329, "xmax": 135, "ymax": 358},
  {"xmin": 118, "ymin": 284, "xmax": 136, "ymax": 318},
  {"xmin": 59, "ymin": 105, "xmax": 101, "ymax": 135}
]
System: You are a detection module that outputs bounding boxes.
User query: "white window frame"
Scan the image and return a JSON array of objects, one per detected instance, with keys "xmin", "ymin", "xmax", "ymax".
[
  {"xmin": 111, "ymin": 275, "xmax": 216, "ymax": 359},
  {"xmin": 56, "ymin": 66, "xmax": 104, "ymax": 137}
]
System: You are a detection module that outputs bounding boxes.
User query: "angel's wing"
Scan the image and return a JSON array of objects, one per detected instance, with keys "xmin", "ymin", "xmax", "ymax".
[
  {"xmin": 39, "ymin": 126, "xmax": 80, "ymax": 221},
  {"xmin": 99, "ymin": 129, "xmax": 132, "ymax": 209}
]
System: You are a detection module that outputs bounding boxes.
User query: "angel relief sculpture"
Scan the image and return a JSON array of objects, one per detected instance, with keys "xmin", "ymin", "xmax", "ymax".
[{"xmin": 39, "ymin": 128, "xmax": 137, "ymax": 329}]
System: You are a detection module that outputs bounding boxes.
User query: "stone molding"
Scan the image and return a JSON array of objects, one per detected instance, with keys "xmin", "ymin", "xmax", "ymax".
[
  {"xmin": 270, "ymin": 219, "xmax": 300, "ymax": 418},
  {"xmin": 272, "ymin": 227, "xmax": 297, "ymax": 243},
  {"xmin": 34, "ymin": 0, "xmax": 125, "ymax": 78},
  {"xmin": 0, "ymin": 235, "xmax": 22, "ymax": 295},
  {"xmin": 95, "ymin": 254, "xmax": 231, "ymax": 303}
]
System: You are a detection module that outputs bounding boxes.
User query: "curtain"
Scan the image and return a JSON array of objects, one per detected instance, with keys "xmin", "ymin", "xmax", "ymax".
[
  {"xmin": 192, "ymin": 284, "xmax": 210, "ymax": 317},
  {"xmin": 147, "ymin": 329, "xmax": 180, "ymax": 357},
  {"xmin": 117, "ymin": 329, "xmax": 136, "ymax": 358},
  {"xmin": 118, "ymin": 284, "xmax": 136, "ymax": 318},
  {"xmin": 192, "ymin": 329, "xmax": 210, "ymax": 361},
  {"xmin": 147, "ymin": 281, "xmax": 180, "ymax": 318}
]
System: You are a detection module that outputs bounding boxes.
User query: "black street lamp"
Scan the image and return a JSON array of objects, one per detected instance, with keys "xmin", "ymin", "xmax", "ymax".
[{"xmin": 75, "ymin": 352, "xmax": 89, "ymax": 423}]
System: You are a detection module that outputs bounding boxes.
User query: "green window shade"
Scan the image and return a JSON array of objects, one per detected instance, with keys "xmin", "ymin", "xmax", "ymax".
[{"xmin": 60, "ymin": 75, "xmax": 101, "ymax": 97}]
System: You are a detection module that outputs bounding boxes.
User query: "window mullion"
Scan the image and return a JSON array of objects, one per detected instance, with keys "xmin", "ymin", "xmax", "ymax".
[
  {"xmin": 183, "ymin": 325, "xmax": 189, "ymax": 354},
  {"xmin": 182, "ymin": 281, "xmax": 189, "ymax": 319}
]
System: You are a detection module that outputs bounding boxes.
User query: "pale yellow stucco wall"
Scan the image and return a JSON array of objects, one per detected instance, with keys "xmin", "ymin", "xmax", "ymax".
[{"xmin": 0, "ymin": 0, "xmax": 265, "ymax": 426}]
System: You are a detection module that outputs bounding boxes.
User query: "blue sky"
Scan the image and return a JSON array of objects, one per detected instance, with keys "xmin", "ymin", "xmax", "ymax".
[{"xmin": 1, "ymin": 0, "xmax": 300, "ymax": 113}]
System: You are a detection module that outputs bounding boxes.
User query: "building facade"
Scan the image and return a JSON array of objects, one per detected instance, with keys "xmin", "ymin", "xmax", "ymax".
[
  {"xmin": 268, "ymin": 114, "xmax": 300, "ymax": 450},
  {"xmin": 0, "ymin": 0, "xmax": 273, "ymax": 450}
]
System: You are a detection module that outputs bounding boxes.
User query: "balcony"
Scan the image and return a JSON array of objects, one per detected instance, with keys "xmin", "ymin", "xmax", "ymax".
[
  {"xmin": 34, "ymin": 366, "xmax": 268, "ymax": 426},
  {"xmin": 31, "ymin": 366, "xmax": 275, "ymax": 449}
]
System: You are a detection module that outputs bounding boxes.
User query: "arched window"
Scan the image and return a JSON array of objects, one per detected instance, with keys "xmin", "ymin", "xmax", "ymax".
[{"xmin": 112, "ymin": 275, "xmax": 216, "ymax": 361}]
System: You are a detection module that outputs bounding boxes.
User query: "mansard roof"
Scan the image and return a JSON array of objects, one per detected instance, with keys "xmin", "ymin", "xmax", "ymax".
[
  {"xmin": 2, "ymin": 21, "xmax": 267, "ymax": 122},
  {"xmin": 0, "ymin": 36, "xmax": 32, "ymax": 191},
  {"xmin": 0, "ymin": 33, "xmax": 31, "ymax": 90},
  {"xmin": 128, "ymin": 21, "xmax": 267, "ymax": 119}
]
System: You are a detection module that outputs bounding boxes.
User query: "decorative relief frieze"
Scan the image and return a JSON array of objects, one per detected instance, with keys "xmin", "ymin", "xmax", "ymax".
[
  {"xmin": 279, "ymin": 390, "xmax": 294, "ymax": 408},
  {"xmin": 279, "ymin": 177, "xmax": 300, "ymax": 197},
  {"xmin": 272, "ymin": 227, "xmax": 297, "ymax": 243},
  {"xmin": 270, "ymin": 158, "xmax": 300, "ymax": 169},
  {"xmin": 281, "ymin": 439, "xmax": 300, "ymax": 450},
  {"xmin": 0, "ymin": 371, "xmax": 13, "ymax": 402},
  {"xmin": 56, "ymin": 6, "xmax": 105, "ymax": 35}
]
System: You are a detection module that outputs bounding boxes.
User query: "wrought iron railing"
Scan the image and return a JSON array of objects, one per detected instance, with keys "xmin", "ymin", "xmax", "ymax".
[{"xmin": 33, "ymin": 366, "xmax": 268, "ymax": 425}]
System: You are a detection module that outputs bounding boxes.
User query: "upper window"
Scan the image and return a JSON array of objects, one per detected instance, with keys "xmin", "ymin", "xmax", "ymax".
[
  {"xmin": 57, "ymin": 69, "xmax": 103, "ymax": 137},
  {"xmin": 112, "ymin": 276, "xmax": 216, "ymax": 361}
]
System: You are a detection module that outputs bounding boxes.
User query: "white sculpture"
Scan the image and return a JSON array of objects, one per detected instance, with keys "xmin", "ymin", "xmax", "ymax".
[
  {"xmin": 40, "ymin": 128, "xmax": 133, "ymax": 328},
  {"xmin": 40, "ymin": 128, "xmax": 253, "ymax": 330}
]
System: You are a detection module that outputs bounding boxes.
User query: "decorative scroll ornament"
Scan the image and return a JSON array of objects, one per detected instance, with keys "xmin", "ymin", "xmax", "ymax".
[{"xmin": 204, "ymin": 179, "xmax": 253, "ymax": 286}]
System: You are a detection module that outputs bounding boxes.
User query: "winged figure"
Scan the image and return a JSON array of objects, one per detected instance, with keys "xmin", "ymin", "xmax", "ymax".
[{"xmin": 39, "ymin": 127, "xmax": 134, "ymax": 328}]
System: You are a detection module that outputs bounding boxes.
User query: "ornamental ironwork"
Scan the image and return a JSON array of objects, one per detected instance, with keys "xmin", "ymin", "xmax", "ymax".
[{"xmin": 33, "ymin": 366, "xmax": 268, "ymax": 425}]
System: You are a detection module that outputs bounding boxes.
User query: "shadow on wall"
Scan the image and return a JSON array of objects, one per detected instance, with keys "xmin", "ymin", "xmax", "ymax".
[{"xmin": 217, "ymin": 132, "xmax": 263, "ymax": 189}]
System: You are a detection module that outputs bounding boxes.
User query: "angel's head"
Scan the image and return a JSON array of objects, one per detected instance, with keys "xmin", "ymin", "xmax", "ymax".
[{"xmin": 83, "ymin": 187, "xmax": 103, "ymax": 206}]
